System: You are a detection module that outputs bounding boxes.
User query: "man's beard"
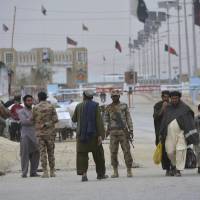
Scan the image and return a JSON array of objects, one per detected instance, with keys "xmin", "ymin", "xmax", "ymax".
[
  {"xmin": 172, "ymin": 102, "xmax": 179, "ymax": 107},
  {"xmin": 25, "ymin": 104, "xmax": 32, "ymax": 109}
]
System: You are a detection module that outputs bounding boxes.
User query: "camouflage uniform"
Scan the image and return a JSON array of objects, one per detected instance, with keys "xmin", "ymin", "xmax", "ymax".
[
  {"xmin": 32, "ymin": 101, "xmax": 58, "ymax": 172},
  {"xmin": 105, "ymin": 101, "xmax": 133, "ymax": 169}
]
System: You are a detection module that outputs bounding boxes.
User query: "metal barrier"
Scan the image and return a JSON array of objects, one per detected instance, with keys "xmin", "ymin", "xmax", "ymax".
[{"xmin": 134, "ymin": 85, "xmax": 161, "ymax": 92}]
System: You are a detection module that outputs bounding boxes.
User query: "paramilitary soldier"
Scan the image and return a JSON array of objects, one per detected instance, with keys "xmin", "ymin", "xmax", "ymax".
[
  {"xmin": 105, "ymin": 90, "xmax": 134, "ymax": 178},
  {"xmin": 32, "ymin": 92, "xmax": 58, "ymax": 178},
  {"xmin": 153, "ymin": 90, "xmax": 172, "ymax": 176},
  {"xmin": 72, "ymin": 90, "xmax": 108, "ymax": 182}
]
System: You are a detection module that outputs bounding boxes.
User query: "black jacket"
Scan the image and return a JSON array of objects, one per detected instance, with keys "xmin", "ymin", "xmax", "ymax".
[
  {"xmin": 159, "ymin": 101, "xmax": 199, "ymax": 145},
  {"xmin": 153, "ymin": 101, "xmax": 164, "ymax": 145}
]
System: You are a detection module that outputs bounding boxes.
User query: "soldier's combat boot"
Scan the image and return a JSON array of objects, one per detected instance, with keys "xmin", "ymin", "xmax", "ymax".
[
  {"xmin": 111, "ymin": 168, "xmax": 119, "ymax": 178},
  {"xmin": 41, "ymin": 169, "xmax": 49, "ymax": 178},
  {"xmin": 127, "ymin": 168, "xmax": 133, "ymax": 177},
  {"xmin": 50, "ymin": 169, "xmax": 56, "ymax": 177}
]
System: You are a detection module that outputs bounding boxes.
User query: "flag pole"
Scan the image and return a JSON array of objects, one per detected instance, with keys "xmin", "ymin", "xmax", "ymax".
[
  {"xmin": 143, "ymin": 42, "xmax": 147, "ymax": 84},
  {"xmin": 10, "ymin": 6, "xmax": 16, "ymax": 87},
  {"xmin": 146, "ymin": 39, "xmax": 150, "ymax": 85},
  {"xmin": 153, "ymin": 32, "xmax": 157, "ymax": 84},
  {"xmin": 183, "ymin": 0, "xmax": 191, "ymax": 78},
  {"xmin": 192, "ymin": 0, "xmax": 198, "ymax": 75},
  {"xmin": 157, "ymin": 28, "xmax": 161, "ymax": 85},
  {"xmin": 158, "ymin": 1, "xmax": 180, "ymax": 83},
  {"xmin": 82, "ymin": 22, "xmax": 85, "ymax": 47},
  {"xmin": 103, "ymin": 56, "xmax": 106, "ymax": 84},
  {"xmin": 166, "ymin": 4, "xmax": 172, "ymax": 84},
  {"xmin": 129, "ymin": 18, "xmax": 132, "ymax": 71},
  {"xmin": 138, "ymin": 48, "xmax": 141, "ymax": 84},
  {"xmin": 142, "ymin": 47, "xmax": 145, "ymax": 84},
  {"xmin": 177, "ymin": 1, "xmax": 183, "ymax": 83},
  {"xmin": 11, "ymin": 6, "xmax": 16, "ymax": 49},
  {"xmin": 112, "ymin": 50, "xmax": 116, "ymax": 83},
  {"xmin": 150, "ymin": 36, "xmax": 154, "ymax": 85}
]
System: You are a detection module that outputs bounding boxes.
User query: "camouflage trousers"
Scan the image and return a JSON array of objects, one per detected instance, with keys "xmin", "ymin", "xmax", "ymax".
[
  {"xmin": 38, "ymin": 136, "xmax": 55, "ymax": 170},
  {"xmin": 110, "ymin": 134, "xmax": 133, "ymax": 168}
]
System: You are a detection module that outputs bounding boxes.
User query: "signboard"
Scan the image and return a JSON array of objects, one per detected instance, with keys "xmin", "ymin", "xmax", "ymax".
[
  {"xmin": 76, "ymin": 68, "xmax": 87, "ymax": 83},
  {"xmin": 190, "ymin": 77, "xmax": 200, "ymax": 89},
  {"xmin": 125, "ymin": 71, "xmax": 137, "ymax": 84},
  {"xmin": 47, "ymin": 84, "xmax": 59, "ymax": 94}
]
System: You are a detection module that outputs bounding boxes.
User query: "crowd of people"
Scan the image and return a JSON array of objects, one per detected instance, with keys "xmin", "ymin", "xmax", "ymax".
[
  {"xmin": 0, "ymin": 90, "xmax": 134, "ymax": 181},
  {"xmin": 0, "ymin": 92, "xmax": 58, "ymax": 178},
  {"xmin": 0, "ymin": 89, "xmax": 200, "ymax": 181}
]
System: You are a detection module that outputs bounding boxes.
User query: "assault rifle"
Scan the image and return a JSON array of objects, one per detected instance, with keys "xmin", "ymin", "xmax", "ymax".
[{"xmin": 128, "ymin": 132, "xmax": 134, "ymax": 149}]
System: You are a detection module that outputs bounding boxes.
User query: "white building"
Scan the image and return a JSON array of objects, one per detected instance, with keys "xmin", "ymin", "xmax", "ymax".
[{"xmin": 0, "ymin": 47, "xmax": 88, "ymax": 88}]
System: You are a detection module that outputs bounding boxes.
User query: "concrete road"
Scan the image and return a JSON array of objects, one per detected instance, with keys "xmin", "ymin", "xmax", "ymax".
[{"xmin": 0, "ymin": 168, "xmax": 200, "ymax": 200}]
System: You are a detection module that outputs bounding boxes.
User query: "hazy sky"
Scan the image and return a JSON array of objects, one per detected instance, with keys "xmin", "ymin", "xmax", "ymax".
[{"xmin": 0, "ymin": 0, "xmax": 198, "ymax": 82}]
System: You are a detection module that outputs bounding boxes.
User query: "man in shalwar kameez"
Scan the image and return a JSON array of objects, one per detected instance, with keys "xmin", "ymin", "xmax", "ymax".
[
  {"xmin": 18, "ymin": 95, "xmax": 40, "ymax": 178},
  {"xmin": 153, "ymin": 90, "xmax": 172, "ymax": 176},
  {"xmin": 160, "ymin": 91, "xmax": 199, "ymax": 177},
  {"xmin": 72, "ymin": 90, "xmax": 108, "ymax": 182}
]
